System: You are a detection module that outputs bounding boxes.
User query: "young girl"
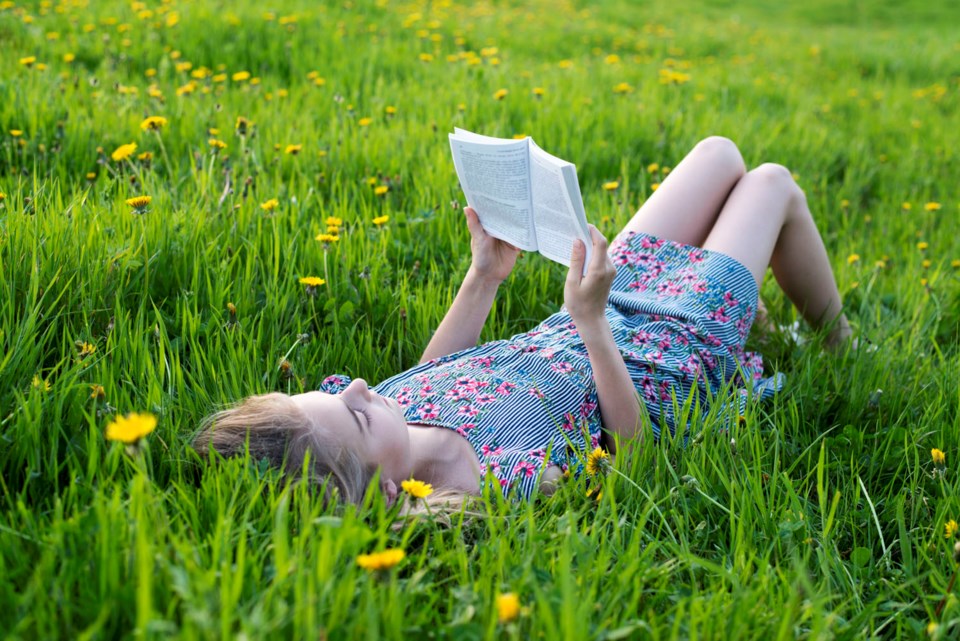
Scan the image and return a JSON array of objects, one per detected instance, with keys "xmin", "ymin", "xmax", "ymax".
[{"xmin": 194, "ymin": 136, "xmax": 852, "ymax": 508}]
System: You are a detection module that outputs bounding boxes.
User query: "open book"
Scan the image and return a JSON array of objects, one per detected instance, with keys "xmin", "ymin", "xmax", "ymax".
[{"xmin": 449, "ymin": 128, "xmax": 592, "ymax": 273}]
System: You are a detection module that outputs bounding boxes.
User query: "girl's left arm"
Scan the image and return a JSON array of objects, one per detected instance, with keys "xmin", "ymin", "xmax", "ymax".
[
  {"xmin": 418, "ymin": 268, "xmax": 502, "ymax": 364},
  {"xmin": 419, "ymin": 207, "xmax": 520, "ymax": 364}
]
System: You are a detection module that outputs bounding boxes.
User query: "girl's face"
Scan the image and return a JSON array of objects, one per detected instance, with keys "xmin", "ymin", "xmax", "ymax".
[{"xmin": 291, "ymin": 378, "xmax": 411, "ymax": 484}]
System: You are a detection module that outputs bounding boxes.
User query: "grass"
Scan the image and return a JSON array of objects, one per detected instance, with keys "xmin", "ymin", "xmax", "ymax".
[{"xmin": 1, "ymin": 0, "xmax": 959, "ymax": 638}]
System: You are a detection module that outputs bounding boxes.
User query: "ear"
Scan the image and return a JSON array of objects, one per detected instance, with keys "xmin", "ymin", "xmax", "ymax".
[{"xmin": 381, "ymin": 478, "xmax": 398, "ymax": 507}]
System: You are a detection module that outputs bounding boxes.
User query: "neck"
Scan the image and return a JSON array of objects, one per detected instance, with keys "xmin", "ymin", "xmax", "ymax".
[{"xmin": 404, "ymin": 423, "xmax": 461, "ymax": 489}]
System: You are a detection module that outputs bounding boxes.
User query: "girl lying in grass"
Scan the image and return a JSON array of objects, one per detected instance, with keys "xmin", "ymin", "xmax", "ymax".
[{"xmin": 194, "ymin": 136, "xmax": 852, "ymax": 509}]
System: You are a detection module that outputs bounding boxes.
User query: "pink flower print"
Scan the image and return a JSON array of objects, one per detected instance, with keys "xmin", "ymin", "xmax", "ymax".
[
  {"xmin": 418, "ymin": 384, "xmax": 434, "ymax": 397},
  {"xmin": 414, "ymin": 374, "xmax": 431, "ymax": 384},
  {"xmin": 523, "ymin": 345, "xmax": 539, "ymax": 353},
  {"xmin": 590, "ymin": 433, "xmax": 601, "ymax": 448},
  {"xmin": 528, "ymin": 448, "xmax": 547, "ymax": 463},
  {"xmin": 628, "ymin": 280, "xmax": 648, "ymax": 292},
  {"xmin": 708, "ymin": 306, "xmax": 730, "ymax": 323},
  {"xmin": 495, "ymin": 381, "xmax": 516, "ymax": 395},
  {"xmin": 614, "ymin": 250, "xmax": 637, "ymax": 266},
  {"xmin": 693, "ymin": 281, "xmax": 708, "ymax": 294},
  {"xmin": 641, "ymin": 377, "xmax": 658, "ymax": 402},
  {"xmin": 456, "ymin": 423, "xmax": 477, "ymax": 437},
  {"xmin": 445, "ymin": 387, "xmax": 471, "ymax": 401},
  {"xmin": 657, "ymin": 281, "xmax": 684, "ymax": 296},
  {"xmin": 396, "ymin": 393, "xmax": 412, "ymax": 407},
  {"xmin": 513, "ymin": 460, "xmax": 537, "ymax": 477},
  {"xmin": 579, "ymin": 399, "xmax": 598, "ymax": 417},
  {"xmin": 704, "ymin": 333, "xmax": 723, "ymax": 347},
  {"xmin": 659, "ymin": 381, "xmax": 675, "ymax": 402},
  {"xmin": 675, "ymin": 333, "xmax": 690, "ymax": 347},
  {"xmin": 458, "ymin": 404, "xmax": 480, "ymax": 417},
  {"xmin": 455, "ymin": 376, "xmax": 474, "ymax": 387},
  {"xmin": 485, "ymin": 460, "xmax": 501, "ymax": 474},
  {"xmin": 539, "ymin": 347, "xmax": 556, "ymax": 359},
  {"xmin": 482, "ymin": 444, "xmax": 503, "ymax": 457},
  {"xmin": 688, "ymin": 248, "xmax": 705, "ymax": 263},
  {"xmin": 470, "ymin": 355, "xmax": 495, "ymax": 368},
  {"xmin": 561, "ymin": 413, "xmax": 577, "ymax": 432},
  {"xmin": 416, "ymin": 403, "xmax": 440, "ymax": 420},
  {"xmin": 475, "ymin": 393, "xmax": 497, "ymax": 405},
  {"xmin": 632, "ymin": 330, "xmax": 656, "ymax": 345},
  {"xmin": 528, "ymin": 388, "xmax": 545, "ymax": 400},
  {"xmin": 723, "ymin": 291, "xmax": 739, "ymax": 308},
  {"xmin": 640, "ymin": 236, "xmax": 664, "ymax": 250},
  {"xmin": 658, "ymin": 336, "xmax": 673, "ymax": 351},
  {"xmin": 550, "ymin": 361, "xmax": 574, "ymax": 374}
]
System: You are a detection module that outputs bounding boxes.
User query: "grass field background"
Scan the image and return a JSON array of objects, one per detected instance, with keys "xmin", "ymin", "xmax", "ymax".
[{"xmin": 2, "ymin": 0, "xmax": 960, "ymax": 638}]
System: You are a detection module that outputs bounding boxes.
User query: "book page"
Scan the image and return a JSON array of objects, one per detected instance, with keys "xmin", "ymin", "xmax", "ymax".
[
  {"xmin": 528, "ymin": 141, "xmax": 592, "ymax": 272},
  {"xmin": 449, "ymin": 134, "xmax": 536, "ymax": 251}
]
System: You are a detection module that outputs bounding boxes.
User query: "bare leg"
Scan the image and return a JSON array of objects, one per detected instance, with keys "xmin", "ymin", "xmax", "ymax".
[
  {"xmin": 613, "ymin": 136, "xmax": 747, "ymax": 247},
  {"xmin": 702, "ymin": 164, "xmax": 852, "ymax": 347}
]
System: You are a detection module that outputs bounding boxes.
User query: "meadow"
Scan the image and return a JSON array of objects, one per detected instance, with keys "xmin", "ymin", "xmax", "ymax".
[{"xmin": 1, "ymin": 0, "xmax": 960, "ymax": 638}]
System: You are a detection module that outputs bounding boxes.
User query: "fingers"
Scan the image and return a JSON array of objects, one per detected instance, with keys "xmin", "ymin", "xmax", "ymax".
[
  {"xmin": 566, "ymin": 239, "xmax": 586, "ymax": 284},
  {"xmin": 464, "ymin": 206, "xmax": 484, "ymax": 238}
]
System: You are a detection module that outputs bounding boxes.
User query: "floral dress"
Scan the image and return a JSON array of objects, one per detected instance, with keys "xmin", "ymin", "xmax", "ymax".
[{"xmin": 320, "ymin": 231, "xmax": 783, "ymax": 500}]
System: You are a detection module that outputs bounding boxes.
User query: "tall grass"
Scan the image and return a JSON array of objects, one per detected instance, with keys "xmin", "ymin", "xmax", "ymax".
[{"xmin": 1, "ymin": 0, "xmax": 959, "ymax": 638}]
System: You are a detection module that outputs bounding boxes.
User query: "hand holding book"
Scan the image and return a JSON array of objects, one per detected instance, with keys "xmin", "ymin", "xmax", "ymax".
[{"xmin": 449, "ymin": 128, "xmax": 593, "ymax": 275}]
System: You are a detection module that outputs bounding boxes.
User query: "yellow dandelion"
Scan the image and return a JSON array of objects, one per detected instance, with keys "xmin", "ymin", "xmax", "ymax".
[
  {"xmin": 31, "ymin": 375, "xmax": 51, "ymax": 392},
  {"xmin": 385, "ymin": 105, "xmax": 397, "ymax": 115},
  {"xmin": 235, "ymin": 116, "xmax": 253, "ymax": 136},
  {"xmin": 932, "ymin": 448, "xmax": 945, "ymax": 466},
  {"xmin": 299, "ymin": 276, "xmax": 326, "ymax": 287},
  {"xmin": 651, "ymin": 182, "xmax": 661, "ymax": 191},
  {"xmin": 532, "ymin": 87, "xmax": 545, "ymax": 97},
  {"xmin": 85, "ymin": 173, "xmax": 96, "ymax": 181},
  {"xmin": 19, "ymin": 56, "xmax": 37, "ymax": 67},
  {"xmin": 125, "ymin": 195, "xmax": 152, "ymax": 212},
  {"xmin": 401, "ymin": 478, "xmax": 433, "ymax": 498},
  {"xmin": 374, "ymin": 185, "xmax": 389, "ymax": 196},
  {"xmin": 326, "ymin": 225, "xmax": 339, "ymax": 234},
  {"xmin": 847, "ymin": 254, "xmax": 860, "ymax": 265},
  {"xmin": 140, "ymin": 115, "xmax": 168, "ymax": 131},
  {"xmin": 946, "ymin": 519, "xmax": 959, "ymax": 539},
  {"xmin": 585, "ymin": 447, "xmax": 611, "ymax": 477},
  {"xmin": 105, "ymin": 412, "xmax": 157, "ymax": 444},
  {"xmin": 373, "ymin": 215, "xmax": 390, "ymax": 226},
  {"xmin": 924, "ymin": 202, "xmax": 941, "ymax": 211},
  {"xmin": 90, "ymin": 384, "xmax": 106, "ymax": 400},
  {"xmin": 604, "ymin": 54, "xmax": 620, "ymax": 64},
  {"xmin": 260, "ymin": 198, "xmax": 279, "ymax": 212},
  {"xmin": 356, "ymin": 548, "xmax": 405, "ymax": 571},
  {"xmin": 325, "ymin": 216, "xmax": 343, "ymax": 227},
  {"xmin": 137, "ymin": 151, "xmax": 153, "ymax": 161},
  {"xmin": 111, "ymin": 142, "xmax": 138, "ymax": 162},
  {"xmin": 76, "ymin": 341, "xmax": 97, "ymax": 358},
  {"xmin": 602, "ymin": 181, "xmax": 620, "ymax": 191},
  {"xmin": 917, "ymin": 242, "xmax": 929, "ymax": 251},
  {"xmin": 358, "ymin": 117, "xmax": 372, "ymax": 127},
  {"xmin": 558, "ymin": 59, "xmax": 573, "ymax": 69},
  {"xmin": 496, "ymin": 593, "xmax": 521, "ymax": 623},
  {"xmin": 613, "ymin": 82, "xmax": 633, "ymax": 94},
  {"xmin": 902, "ymin": 202, "xmax": 912, "ymax": 210},
  {"xmin": 647, "ymin": 163, "xmax": 660, "ymax": 173},
  {"xmin": 418, "ymin": 53, "xmax": 434, "ymax": 62},
  {"xmin": 231, "ymin": 70, "xmax": 251, "ymax": 82},
  {"xmin": 315, "ymin": 233, "xmax": 340, "ymax": 243},
  {"xmin": 0, "ymin": 192, "xmax": 5, "ymax": 201},
  {"xmin": 208, "ymin": 138, "xmax": 227, "ymax": 150},
  {"xmin": 284, "ymin": 144, "xmax": 302, "ymax": 155},
  {"xmin": 952, "ymin": 259, "xmax": 960, "ymax": 269},
  {"xmin": 493, "ymin": 88, "xmax": 508, "ymax": 100},
  {"xmin": 10, "ymin": 130, "xmax": 23, "ymax": 137}
]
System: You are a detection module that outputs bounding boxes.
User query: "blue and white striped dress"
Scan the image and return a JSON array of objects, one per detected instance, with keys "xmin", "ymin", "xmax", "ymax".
[{"xmin": 320, "ymin": 232, "xmax": 782, "ymax": 500}]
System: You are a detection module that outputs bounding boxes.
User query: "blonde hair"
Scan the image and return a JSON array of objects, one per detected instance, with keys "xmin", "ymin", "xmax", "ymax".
[
  {"xmin": 193, "ymin": 392, "xmax": 376, "ymax": 505},
  {"xmin": 193, "ymin": 392, "xmax": 484, "ymax": 524}
]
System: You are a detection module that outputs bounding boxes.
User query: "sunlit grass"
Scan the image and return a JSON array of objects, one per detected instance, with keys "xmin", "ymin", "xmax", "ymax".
[{"xmin": 1, "ymin": 0, "xmax": 959, "ymax": 638}]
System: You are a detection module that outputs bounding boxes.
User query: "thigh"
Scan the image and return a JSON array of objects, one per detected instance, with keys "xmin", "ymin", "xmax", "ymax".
[
  {"xmin": 613, "ymin": 136, "xmax": 746, "ymax": 248},
  {"xmin": 701, "ymin": 164, "xmax": 798, "ymax": 286}
]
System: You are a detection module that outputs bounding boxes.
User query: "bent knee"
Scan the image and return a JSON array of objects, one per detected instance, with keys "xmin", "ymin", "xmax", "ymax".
[
  {"xmin": 745, "ymin": 163, "xmax": 804, "ymax": 197},
  {"xmin": 692, "ymin": 136, "xmax": 746, "ymax": 177}
]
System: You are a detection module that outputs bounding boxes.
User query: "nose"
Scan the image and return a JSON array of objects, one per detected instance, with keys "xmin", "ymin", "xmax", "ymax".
[{"xmin": 343, "ymin": 377, "xmax": 372, "ymax": 401}]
